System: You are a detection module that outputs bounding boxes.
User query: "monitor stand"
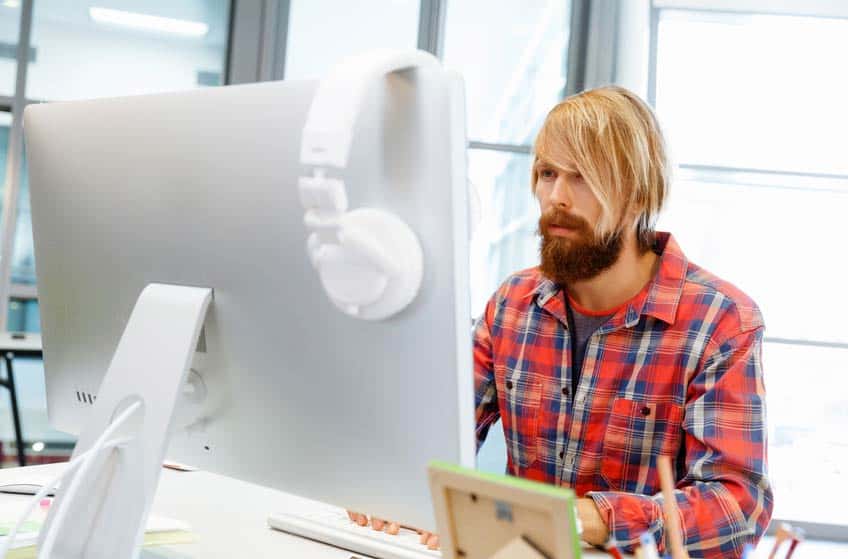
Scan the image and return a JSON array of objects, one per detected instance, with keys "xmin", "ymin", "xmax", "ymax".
[{"xmin": 37, "ymin": 283, "xmax": 212, "ymax": 559}]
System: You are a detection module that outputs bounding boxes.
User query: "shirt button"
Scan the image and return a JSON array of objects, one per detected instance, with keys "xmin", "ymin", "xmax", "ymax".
[
  {"xmin": 559, "ymin": 450, "xmax": 565, "ymax": 459},
  {"xmin": 641, "ymin": 406, "xmax": 651, "ymax": 416},
  {"xmin": 506, "ymin": 380, "xmax": 514, "ymax": 390},
  {"xmin": 561, "ymin": 386, "xmax": 569, "ymax": 396}
]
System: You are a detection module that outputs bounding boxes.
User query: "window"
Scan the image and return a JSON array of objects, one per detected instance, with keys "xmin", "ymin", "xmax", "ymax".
[
  {"xmin": 4, "ymin": 0, "xmax": 232, "ymax": 332},
  {"xmin": 0, "ymin": 0, "xmax": 231, "ymax": 467},
  {"xmin": 652, "ymin": 4, "xmax": 848, "ymax": 529},
  {"xmin": 441, "ymin": 0, "xmax": 573, "ymax": 473},
  {"xmin": 284, "ymin": 0, "xmax": 420, "ymax": 80},
  {"xmin": 443, "ymin": 0, "xmax": 572, "ymax": 318},
  {"xmin": 27, "ymin": 1, "xmax": 231, "ymax": 101},
  {"xmin": 0, "ymin": 1, "xmax": 21, "ymax": 95}
]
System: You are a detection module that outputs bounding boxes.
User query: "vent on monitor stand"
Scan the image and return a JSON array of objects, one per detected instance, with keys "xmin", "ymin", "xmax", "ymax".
[{"xmin": 75, "ymin": 390, "xmax": 97, "ymax": 405}]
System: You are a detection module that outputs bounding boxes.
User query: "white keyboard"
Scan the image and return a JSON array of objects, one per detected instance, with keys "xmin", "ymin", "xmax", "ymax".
[{"xmin": 268, "ymin": 506, "xmax": 442, "ymax": 559}]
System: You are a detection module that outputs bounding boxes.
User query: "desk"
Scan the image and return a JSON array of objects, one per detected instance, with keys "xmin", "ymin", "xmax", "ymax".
[{"xmin": 0, "ymin": 463, "xmax": 609, "ymax": 558}]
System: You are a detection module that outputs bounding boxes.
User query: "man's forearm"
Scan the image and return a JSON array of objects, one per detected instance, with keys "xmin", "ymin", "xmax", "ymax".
[{"xmin": 586, "ymin": 474, "xmax": 769, "ymax": 559}]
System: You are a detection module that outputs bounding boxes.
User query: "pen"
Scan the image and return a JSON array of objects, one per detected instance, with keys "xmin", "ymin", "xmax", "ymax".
[
  {"xmin": 769, "ymin": 523, "xmax": 793, "ymax": 559},
  {"xmin": 785, "ymin": 528, "xmax": 805, "ymax": 559},
  {"xmin": 657, "ymin": 456, "xmax": 689, "ymax": 559}
]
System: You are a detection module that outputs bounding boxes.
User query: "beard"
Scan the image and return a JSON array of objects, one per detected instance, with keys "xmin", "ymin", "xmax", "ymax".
[{"xmin": 538, "ymin": 209, "xmax": 623, "ymax": 285}]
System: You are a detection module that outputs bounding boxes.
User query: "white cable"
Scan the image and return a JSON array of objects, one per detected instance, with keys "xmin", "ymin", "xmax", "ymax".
[
  {"xmin": 0, "ymin": 401, "xmax": 142, "ymax": 559},
  {"xmin": 0, "ymin": 450, "xmax": 87, "ymax": 557},
  {"xmin": 0, "ymin": 436, "xmax": 125, "ymax": 558},
  {"xmin": 38, "ymin": 400, "xmax": 142, "ymax": 558}
]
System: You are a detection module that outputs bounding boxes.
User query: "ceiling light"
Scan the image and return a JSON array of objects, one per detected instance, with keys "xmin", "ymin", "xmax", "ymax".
[
  {"xmin": 89, "ymin": 7, "xmax": 209, "ymax": 38},
  {"xmin": 3, "ymin": 0, "xmax": 21, "ymax": 9}
]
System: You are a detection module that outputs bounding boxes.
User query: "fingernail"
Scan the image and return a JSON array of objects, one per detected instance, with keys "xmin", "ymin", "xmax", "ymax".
[{"xmin": 427, "ymin": 535, "xmax": 440, "ymax": 550}]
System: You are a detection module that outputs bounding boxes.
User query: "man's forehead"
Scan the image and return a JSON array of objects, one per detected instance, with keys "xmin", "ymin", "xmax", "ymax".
[{"xmin": 535, "ymin": 153, "xmax": 579, "ymax": 173}]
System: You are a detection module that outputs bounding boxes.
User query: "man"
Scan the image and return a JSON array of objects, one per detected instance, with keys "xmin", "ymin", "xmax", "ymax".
[
  {"xmin": 354, "ymin": 85, "xmax": 772, "ymax": 557},
  {"xmin": 472, "ymin": 86, "xmax": 772, "ymax": 557}
]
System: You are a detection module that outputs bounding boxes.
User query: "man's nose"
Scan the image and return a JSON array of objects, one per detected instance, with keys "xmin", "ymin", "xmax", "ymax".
[{"xmin": 549, "ymin": 177, "xmax": 572, "ymax": 209}]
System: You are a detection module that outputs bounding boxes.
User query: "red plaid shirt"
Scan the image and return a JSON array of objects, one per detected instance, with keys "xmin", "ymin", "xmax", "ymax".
[{"xmin": 474, "ymin": 233, "xmax": 772, "ymax": 558}]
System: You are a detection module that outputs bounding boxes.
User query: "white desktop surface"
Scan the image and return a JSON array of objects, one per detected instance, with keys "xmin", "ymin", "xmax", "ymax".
[{"xmin": 0, "ymin": 463, "xmax": 609, "ymax": 558}]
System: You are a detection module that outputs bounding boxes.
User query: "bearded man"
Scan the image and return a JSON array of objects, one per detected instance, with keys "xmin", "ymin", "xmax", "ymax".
[{"xmin": 471, "ymin": 86, "xmax": 773, "ymax": 558}]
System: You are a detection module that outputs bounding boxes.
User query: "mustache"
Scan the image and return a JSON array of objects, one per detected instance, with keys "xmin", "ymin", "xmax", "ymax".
[{"xmin": 538, "ymin": 209, "xmax": 591, "ymax": 233}]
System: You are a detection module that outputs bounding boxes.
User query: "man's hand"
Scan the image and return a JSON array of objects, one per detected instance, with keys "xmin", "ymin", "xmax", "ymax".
[
  {"xmin": 346, "ymin": 511, "xmax": 440, "ymax": 550},
  {"xmin": 345, "ymin": 501, "xmax": 603, "ymax": 550},
  {"xmin": 577, "ymin": 498, "xmax": 609, "ymax": 546}
]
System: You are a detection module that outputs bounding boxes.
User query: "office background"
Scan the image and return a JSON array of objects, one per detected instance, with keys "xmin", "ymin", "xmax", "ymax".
[{"xmin": 0, "ymin": 0, "xmax": 843, "ymax": 544}]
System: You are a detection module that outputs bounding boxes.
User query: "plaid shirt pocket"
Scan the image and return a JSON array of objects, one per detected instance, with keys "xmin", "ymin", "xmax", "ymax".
[
  {"xmin": 500, "ymin": 366, "xmax": 542, "ymax": 470},
  {"xmin": 600, "ymin": 398, "xmax": 684, "ymax": 493}
]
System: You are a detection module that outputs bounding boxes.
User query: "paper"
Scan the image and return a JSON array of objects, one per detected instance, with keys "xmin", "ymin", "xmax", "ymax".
[
  {"xmin": 0, "ymin": 515, "xmax": 195, "ymax": 557},
  {"xmin": 3, "ymin": 530, "xmax": 197, "ymax": 559},
  {"xmin": 0, "ymin": 521, "xmax": 40, "ymax": 537}
]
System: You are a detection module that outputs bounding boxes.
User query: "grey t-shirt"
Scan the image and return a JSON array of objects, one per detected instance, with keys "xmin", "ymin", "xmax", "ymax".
[{"xmin": 564, "ymin": 294, "xmax": 614, "ymax": 397}]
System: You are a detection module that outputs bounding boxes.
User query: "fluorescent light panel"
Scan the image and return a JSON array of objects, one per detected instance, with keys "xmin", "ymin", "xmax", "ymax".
[{"xmin": 89, "ymin": 7, "xmax": 209, "ymax": 37}]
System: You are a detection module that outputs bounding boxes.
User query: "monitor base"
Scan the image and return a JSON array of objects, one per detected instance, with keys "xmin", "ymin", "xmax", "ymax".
[{"xmin": 37, "ymin": 283, "xmax": 212, "ymax": 559}]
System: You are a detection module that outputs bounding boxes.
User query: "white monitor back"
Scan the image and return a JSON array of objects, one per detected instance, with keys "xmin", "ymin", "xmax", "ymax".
[{"xmin": 23, "ymin": 68, "xmax": 474, "ymax": 531}]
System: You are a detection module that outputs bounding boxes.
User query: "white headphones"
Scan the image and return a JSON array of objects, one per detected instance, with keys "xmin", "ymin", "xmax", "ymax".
[{"xmin": 298, "ymin": 49, "xmax": 443, "ymax": 321}]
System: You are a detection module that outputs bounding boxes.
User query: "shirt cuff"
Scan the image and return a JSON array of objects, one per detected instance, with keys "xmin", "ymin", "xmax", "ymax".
[{"xmin": 585, "ymin": 490, "xmax": 664, "ymax": 551}]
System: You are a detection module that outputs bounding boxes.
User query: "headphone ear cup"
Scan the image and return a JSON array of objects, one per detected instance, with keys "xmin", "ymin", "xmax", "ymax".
[
  {"xmin": 312, "ymin": 240, "xmax": 389, "ymax": 313},
  {"xmin": 312, "ymin": 208, "xmax": 423, "ymax": 320}
]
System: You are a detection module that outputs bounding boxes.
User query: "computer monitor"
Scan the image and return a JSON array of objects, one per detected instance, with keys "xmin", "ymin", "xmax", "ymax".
[{"xmin": 24, "ymin": 56, "xmax": 474, "ymax": 543}]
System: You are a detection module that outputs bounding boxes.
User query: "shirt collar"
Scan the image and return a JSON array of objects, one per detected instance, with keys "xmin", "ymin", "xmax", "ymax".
[{"xmin": 529, "ymin": 232, "xmax": 687, "ymax": 327}]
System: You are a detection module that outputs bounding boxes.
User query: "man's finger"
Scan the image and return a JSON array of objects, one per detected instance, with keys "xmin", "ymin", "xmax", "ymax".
[
  {"xmin": 354, "ymin": 513, "xmax": 368, "ymax": 527},
  {"xmin": 426, "ymin": 534, "xmax": 440, "ymax": 550},
  {"xmin": 346, "ymin": 510, "xmax": 357, "ymax": 522},
  {"xmin": 386, "ymin": 522, "xmax": 400, "ymax": 535},
  {"xmin": 419, "ymin": 530, "xmax": 432, "ymax": 545},
  {"xmin": 371, "ymin": 517, "xmax": 386, "ymax": 531}
]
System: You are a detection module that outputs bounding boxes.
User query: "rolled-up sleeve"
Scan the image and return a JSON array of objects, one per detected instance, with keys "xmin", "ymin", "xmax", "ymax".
[
  {"xmin": 474, "ymin": 295, "xmax": 500, "ymax": 450},
  {"xmin": 587, "ymin": 326, "xmax": 773, "ymax": 558}
]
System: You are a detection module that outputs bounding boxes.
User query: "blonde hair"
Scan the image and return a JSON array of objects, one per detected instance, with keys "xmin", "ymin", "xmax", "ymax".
[{"xmin": 532, "ymin": 85, "xmax": 669, "ymax": 251}]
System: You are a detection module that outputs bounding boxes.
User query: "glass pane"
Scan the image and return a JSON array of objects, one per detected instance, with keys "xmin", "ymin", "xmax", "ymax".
[
  {"xmin": 26, "ymin": 0, "xmax": 231, "ymax": 101},
  {"xmin": 11, "ymin": 144, "xmax": 31, "ymax": 284},
  {"xmin": 468, "ymin": 149, "xmax": 536, "ymax": 317},
  {"xmin": 657, "ymin": 172, "xmax": 848, "ymax": 345},
  {"xmin": 443, "ymin": 0, "xmax": 570, "ymax": 144},
  {"xmin": 765, "ymin": 342, "xmax": 848, "ymax": 526},
  {"xmin": 0, "ymin": 1, "xmax": 21, "ymax": 96},
  {"xmin": 0, "ymin": 112, "xmax": 10, "ymax": 249},
  {"xmin": 656, "ymin": 10, "xmax": 848, "ymax": 176},
  {"xmin": 7, "ymin": 297, "xmax": 38, "ymax": 332},
  {"xmin": 285, "ymin": 0, "xmax": 419, "ymax": 80},
  {"xmin": 0, "ymin": 356, "xmax": 74, "ymax": 467},
  {"xmin": 0, "ymin": 110, "xmax": 10, "ymax": 208}
]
